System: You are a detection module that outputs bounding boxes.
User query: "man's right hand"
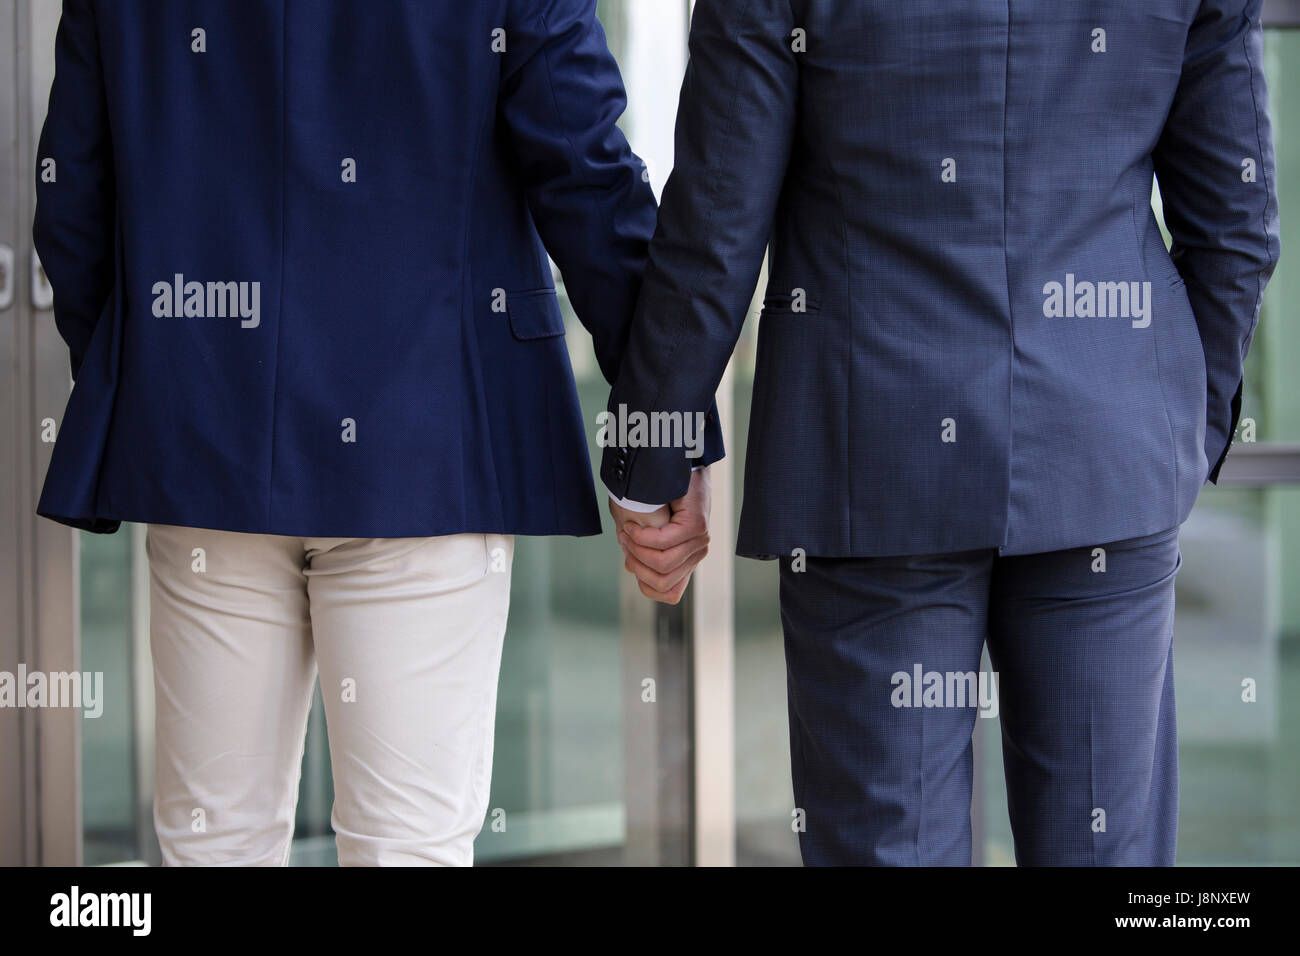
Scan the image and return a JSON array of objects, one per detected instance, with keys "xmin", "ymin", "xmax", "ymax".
[{"xmin": 616, "ymin": 467, "xmax": 711, "ymax": 606}]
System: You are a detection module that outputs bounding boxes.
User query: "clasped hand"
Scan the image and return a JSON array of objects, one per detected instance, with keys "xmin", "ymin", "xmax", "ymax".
[{"xmin": 608, "ymin": 468, "xmax": 711, "ymax": 605}]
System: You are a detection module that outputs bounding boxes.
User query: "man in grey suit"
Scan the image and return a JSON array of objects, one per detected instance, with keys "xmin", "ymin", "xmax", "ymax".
[{"xmin": 604, "ymin": 0, "xmax": 1280, "ymax": 864}]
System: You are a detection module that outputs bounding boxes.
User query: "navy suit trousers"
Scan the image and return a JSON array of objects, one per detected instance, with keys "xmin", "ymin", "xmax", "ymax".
[{"xmin": 779, "ymin": 527, "xmax": 1180, "ymax": 866}]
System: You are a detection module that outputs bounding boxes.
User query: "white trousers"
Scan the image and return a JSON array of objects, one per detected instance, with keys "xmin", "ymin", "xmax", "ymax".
[{"xmin": 145, "ymin": 524, "xmax": 514, "ymax": 866}]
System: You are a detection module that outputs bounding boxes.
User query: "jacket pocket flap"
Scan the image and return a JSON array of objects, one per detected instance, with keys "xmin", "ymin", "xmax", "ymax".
[{"xmin": 507, "ymin": 289, "xmax": 566, "ymax": 340}]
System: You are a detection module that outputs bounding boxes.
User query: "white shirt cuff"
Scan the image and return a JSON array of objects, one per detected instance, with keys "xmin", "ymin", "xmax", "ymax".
[
  {"xmin": 607, "ymin": 492, "xmax": 665, "ymax": 513},
  {"xmin": 606, "ymin": 466, "xmax": 704, "ymax": 512}
]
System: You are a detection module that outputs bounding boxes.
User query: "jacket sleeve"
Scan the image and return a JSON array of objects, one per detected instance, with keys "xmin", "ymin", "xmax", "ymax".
[
  {"xmin": 33, "ymin": 0, "xmax": 116, "ymax": 383},
  {"xmin": 498, "ymin": 0, "xmax": 658, "ymax": 386},
  {"xmin": 1152, "ymin": 0, "xmax": 1280, "ymax": 484},
  {"xmin": 599, "ymin": 0, "xmax": 798, "ymax": 506}
]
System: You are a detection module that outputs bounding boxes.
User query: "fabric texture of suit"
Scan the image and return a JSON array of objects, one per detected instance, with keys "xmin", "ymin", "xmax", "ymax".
[
  {"xmin": 781, "ymin": 527, "xmax": 1181, "ymax": 866},
  {"xmin": 601, "ymin": 0, "xmax": 1280, "ymax": 560},
  {"xmin": 36, "ymin": 0, "xmax": 657, "ymax": 538}
]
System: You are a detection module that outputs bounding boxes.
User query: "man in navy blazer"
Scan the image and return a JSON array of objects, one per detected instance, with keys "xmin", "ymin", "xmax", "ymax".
[
  {"xmin": 37, "ymin": 0, "xmax": 657, "ymax": 540},
  {"xmin": 35, "ymin": 0, "xmax": 657, "ymax": 865},
  {"xmin": 607, "ymin": 0, "xmax": 1280, "ymax": 864}
]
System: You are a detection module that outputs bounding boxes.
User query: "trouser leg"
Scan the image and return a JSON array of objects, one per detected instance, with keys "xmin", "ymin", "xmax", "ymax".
[
  {"xmin": 987, "ymin": 527, "xmax": 1181, "ymax": 865},
  {"xmin": 779, "ymin": 550, "xmax": 994, "ymax": 865},
  {"xmin": 148, "ymin": 524, "xmax": 316, "ymax": 866},
  {"xmin": 306, "ymin": 532, "xmax": 514, "ymax": 866}
]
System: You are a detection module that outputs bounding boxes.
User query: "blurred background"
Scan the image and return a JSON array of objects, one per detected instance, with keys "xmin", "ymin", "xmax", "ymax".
[{"xmin": 1, "ymin": 0, "xmax": 1296, "ymax": 866}]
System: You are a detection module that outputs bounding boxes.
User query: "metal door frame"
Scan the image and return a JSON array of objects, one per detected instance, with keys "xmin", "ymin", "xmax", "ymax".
[
  {"xmin": 2, "ymin": 0, "xmax": 81, "ymax": 867},
  {"xmin": 0, "ymin": 0, "xmax": 27, "ymax": 868}
]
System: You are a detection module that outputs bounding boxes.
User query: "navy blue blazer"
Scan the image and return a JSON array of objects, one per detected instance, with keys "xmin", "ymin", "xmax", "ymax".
[
  {"xmin": 601, "ymin": 0, "xmax": 1281, "ymax": 559},
  {"xmin": 35, "ymin": 0, "xmax": 657, "ymax": 537}
]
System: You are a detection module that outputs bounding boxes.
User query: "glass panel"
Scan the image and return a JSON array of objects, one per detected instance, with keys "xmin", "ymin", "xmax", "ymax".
[
  {"xmin": 79, "ymin": 529, "xmax": 140, "ymax": 865},
  {"xmin": 1173, "ymin": 485, "xmax": 1298, "ymax": 863},
  {"xmin": 1251, "ymin": 31, "xmax": 1300, "ymax": 444}
]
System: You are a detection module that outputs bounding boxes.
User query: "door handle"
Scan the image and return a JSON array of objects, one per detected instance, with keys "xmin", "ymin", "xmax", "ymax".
[
  {"xmin": 0, "ymin": 244, "xmax": 13, "ymax": 311},
  {"xmin": 31, "ymin": 249, "xmax": 53, "ymax": 310}
]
